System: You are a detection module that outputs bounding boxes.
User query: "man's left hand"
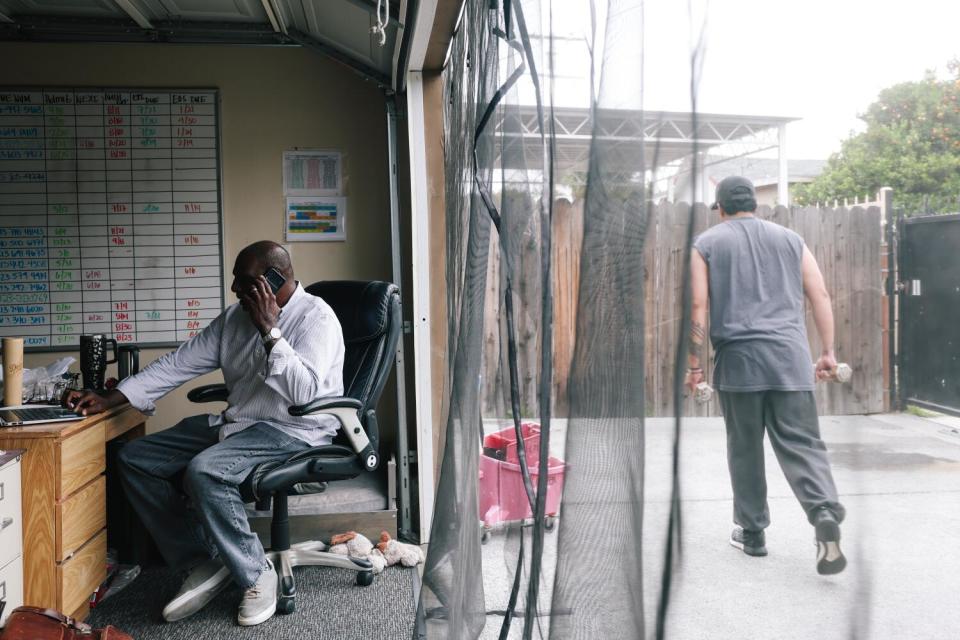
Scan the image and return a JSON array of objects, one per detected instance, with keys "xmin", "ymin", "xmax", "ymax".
[
  {"xmin": 815, "ymin": 352, "xmax": 839, "ymax": 382},
  {"xmin": 240, "ymin": 275, "xmax": 280, "ymax": 335}
]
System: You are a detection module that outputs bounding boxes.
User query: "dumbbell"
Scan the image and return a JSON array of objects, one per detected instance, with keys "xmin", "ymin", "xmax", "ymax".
[
  {"xmin": 693, "ymin": 362, "xmax": 853, "ymax": 404},
  {"xmin": 822, "ymin": 362, "xmax": 852, "ymax": 383},
  {"xmin": 694, "ymin": 381, "xmax": 714, "ymax": 404}
]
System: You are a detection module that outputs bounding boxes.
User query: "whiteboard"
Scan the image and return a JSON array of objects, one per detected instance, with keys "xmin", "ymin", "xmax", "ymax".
[{"xmin": 0, "ymin": 88, "xmax": 224, "ymax": 351}]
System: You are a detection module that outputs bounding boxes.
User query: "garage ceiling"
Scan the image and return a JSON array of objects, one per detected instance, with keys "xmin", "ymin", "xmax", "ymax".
[{"xmin": 0, "ymin": 0, "xmax": 412, "ymax": 89}]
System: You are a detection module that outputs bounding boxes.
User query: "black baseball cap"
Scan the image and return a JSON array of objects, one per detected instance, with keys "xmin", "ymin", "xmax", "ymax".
[{"xmin": 710, "ymin": 176, "xmax": 757, "ymax": 212}]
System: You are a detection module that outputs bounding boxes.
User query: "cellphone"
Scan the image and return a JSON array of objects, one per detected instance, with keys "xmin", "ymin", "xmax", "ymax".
[{"xmin": 263, "ymin": 267, "xmax": 286, "ymax": 295}]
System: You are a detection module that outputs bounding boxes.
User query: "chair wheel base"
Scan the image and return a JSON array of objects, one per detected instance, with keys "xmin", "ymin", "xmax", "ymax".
[
  {"xmin": 356, "ymin": 571, "xmax": 374, "ymax": 586},
  {"xmin": 278, "ymin": 596, "xmax": 295, "ymax": 614}
]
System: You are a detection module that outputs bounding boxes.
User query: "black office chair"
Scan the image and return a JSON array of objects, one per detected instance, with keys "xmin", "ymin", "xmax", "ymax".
[{"xmin": 187, "ymin": 280, "xmax": 401, "ymax": 614}]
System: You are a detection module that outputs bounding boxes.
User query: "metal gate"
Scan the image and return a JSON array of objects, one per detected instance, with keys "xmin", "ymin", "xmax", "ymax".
[{"xmin": 898, "ymin": 213, "xmax": 960, "ymax": 416}]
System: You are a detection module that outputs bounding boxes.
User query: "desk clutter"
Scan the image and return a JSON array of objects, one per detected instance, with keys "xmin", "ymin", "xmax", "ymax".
[
  {"xmin": 0, "ymin": 334, "xmax": 141, "ymax": 409},
  {"xmin": 0, "ymin": 344, "xmax": 78, "ymax": 406},
  {"xmin": 78, "ymin": 336, "xmax": 140, "ymax": 392},
  {"xmin": 88, "ymin": 548, "xmax": 141, "ymax": 611}
]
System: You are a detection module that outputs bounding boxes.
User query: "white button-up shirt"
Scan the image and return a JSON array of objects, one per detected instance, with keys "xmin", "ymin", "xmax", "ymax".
[{"xmin": 118, "ymin": 283, "xmax": 345, "ymax": 446}]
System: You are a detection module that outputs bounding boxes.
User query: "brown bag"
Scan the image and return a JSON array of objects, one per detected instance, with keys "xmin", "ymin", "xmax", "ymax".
[{"xmin": 0, "ymin": 606, "xmax": 133, "ymax": 640}]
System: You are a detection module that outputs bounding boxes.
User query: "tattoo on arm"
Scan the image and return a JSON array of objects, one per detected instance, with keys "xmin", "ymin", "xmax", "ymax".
[{"xmin": 689, "ymin": 321, "xmax": 705, "ymax": 358}]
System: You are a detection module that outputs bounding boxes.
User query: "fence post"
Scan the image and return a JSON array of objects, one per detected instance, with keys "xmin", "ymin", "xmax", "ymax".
[{"xmin": 881, "ymin": 187, "xmax": 897, "ymax": 411}]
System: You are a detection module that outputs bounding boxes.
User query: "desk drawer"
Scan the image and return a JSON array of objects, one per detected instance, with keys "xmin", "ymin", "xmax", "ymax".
[
  {"xmin": 60, "ymin": 424, "xmax": 105, "ymax": 498},
  {"xmin": 58, "ymin": 476, "xmax": 106, "ymax": 562},
  {"xmin": 59, "ymin": 529, "xmax": 106, "ymax": 616},
  {"xmin": 0, "ymin": 554, "xmax": 24, "ymax": 627},
  {"xmin": 0, "ymin": 460, "xmax": 23, "ymax": 569}
]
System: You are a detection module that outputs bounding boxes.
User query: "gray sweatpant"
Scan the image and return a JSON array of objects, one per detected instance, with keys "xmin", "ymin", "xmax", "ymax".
[{"xmin": 717, "ymin": 390, "xmax": 845, "ymax": 531}]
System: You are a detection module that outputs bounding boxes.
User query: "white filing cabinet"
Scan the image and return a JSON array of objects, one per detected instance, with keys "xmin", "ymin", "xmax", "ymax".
[{"xmin": 0, "ymin": 450, "xmax": 24, "ymax": 628}]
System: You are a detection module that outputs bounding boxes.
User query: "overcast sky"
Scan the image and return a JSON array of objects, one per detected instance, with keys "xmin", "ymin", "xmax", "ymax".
[
  {"xmin": 534, "ymin": 0, "xmax": 960, "ymax": 160},
  {"xmin": 652, "ymin": 0, "xmax": 960, "ymax": 158}
]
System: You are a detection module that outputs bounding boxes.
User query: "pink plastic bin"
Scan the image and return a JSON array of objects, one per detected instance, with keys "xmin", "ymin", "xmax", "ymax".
[
  {"xmin": 479, "ymin": 452, "xmax": 565, "ymax": 527},
  {"xmin": 482, "ymin": 422, "xmax": 541, "ymax": 464}
]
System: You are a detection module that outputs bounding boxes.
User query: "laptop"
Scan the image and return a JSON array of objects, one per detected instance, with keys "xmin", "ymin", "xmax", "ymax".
[{"xmin": 0, "ymin": 405, "xmax": 86, "ymax": 427}]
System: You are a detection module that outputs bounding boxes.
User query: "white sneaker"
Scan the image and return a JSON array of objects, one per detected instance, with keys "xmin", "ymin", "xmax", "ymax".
[
  {"xmin": 162, "ymin": 558, "xmax": 232, "ymax": 622},
  {"xmin": 237, "ymin": 560, "xmax": 277, "ymax": 626}
]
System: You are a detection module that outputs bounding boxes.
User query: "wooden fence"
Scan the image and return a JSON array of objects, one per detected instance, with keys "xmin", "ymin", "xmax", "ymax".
[{"xmin": 480, "ymin": 200, "xmax": 885, "ymax": 418}]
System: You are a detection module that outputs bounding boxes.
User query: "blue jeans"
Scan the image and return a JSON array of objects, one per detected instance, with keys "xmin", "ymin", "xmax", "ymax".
[{"xmin": 117, "ymin": 415, "xmax": 308, "ymax": 588}]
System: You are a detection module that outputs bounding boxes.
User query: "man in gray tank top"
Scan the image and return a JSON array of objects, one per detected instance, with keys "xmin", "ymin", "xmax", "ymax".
[{"xmin": 686, "ymin": 176, "xmax": 846, "ymax": 575}]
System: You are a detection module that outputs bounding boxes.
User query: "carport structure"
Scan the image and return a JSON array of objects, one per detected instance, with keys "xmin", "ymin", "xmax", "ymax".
[{"xmin": 497, "ymin": 103, "xmax": 795, "ymax": 201}]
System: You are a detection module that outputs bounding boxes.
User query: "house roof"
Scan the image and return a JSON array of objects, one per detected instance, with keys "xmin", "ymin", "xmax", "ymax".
[{"xmin": 703, "ymin": 155, "xmax": 826, "ymax": 188}]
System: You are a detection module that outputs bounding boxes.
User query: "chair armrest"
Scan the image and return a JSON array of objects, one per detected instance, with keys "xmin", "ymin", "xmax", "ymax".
[
  {"xmin": 288, "ymin": 396, "xmax": 362, "ymax": 416},
  {"xmin": 242, "ymin": 444, "xmax": 362, "ymax": 500},
  {"xmin": 288, "ymin": 396, "xmax": 378, "ymax": 472},
  {"xmin": 188, "ymin": 384, "xmax": 229, "ymax": 403}
]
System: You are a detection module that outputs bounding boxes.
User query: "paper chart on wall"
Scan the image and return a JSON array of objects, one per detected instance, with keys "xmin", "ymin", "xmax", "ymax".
[
  {"xmin": 282, "ymin": 150, "xmax": 341, "ymax": 197},
  {"xmin": 284, "ymin": 196, "xmax": 346, "ymax": 242},
  {"xmin": 0, "ymin": 87, "xmax": 224, "ymax": 351}
]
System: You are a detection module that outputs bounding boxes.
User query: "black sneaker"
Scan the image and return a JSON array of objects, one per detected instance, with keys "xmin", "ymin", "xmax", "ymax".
[
  {"xmin": 729, "ymin": 526, "xmax": 767, "ymax": 557},
  {"xmin": 813, "ymin": 509, "xmax": 846, "ymax": 575}
]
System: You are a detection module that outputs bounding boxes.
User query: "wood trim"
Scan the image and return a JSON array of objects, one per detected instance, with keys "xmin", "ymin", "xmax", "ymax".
[
  {"xmin": 423, "ymin": 0, "xmax": 464, "ymax": 71},
  {"xmin": 57, "ymin": 476, "xmax": 106, "ymax": 561},
  {"xmin": 59, "ymin": 529, "xmax": 107, "ymax": 615},
  {"xmin": 422, "ymin": 70, "xmax": 447, "ymax": 491}
]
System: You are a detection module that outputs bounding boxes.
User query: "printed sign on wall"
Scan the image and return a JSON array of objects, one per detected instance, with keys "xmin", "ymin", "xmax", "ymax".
[{"xmin": 284, "ymin": 196, "xmax": 346, "ymax": 242}]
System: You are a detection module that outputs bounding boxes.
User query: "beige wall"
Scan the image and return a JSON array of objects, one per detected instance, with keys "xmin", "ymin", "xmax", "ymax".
[{"xmin": 3, "ymin": 42, "xmax": 394, "ymax": 433}]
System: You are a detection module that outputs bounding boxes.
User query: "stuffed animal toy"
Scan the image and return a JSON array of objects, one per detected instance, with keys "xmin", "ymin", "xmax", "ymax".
[
  {"xmin": 328, "ymin": 531, "xmax": 387, "ymax": 573},
  {"xmin": 326, "ymin": 530, "xmax": 425, "ymax": 574},
  {"xmin": 376, "ymin": 531, "xmax": 425, "ymax": 567},
  {"xmin": 329, "ymin": 531, "xmax": 373, "ymax": 557}
]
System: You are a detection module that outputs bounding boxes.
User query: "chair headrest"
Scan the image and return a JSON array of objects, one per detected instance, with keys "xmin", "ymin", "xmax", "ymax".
[{"xmin": 304, "ymin": 280, "xmax": 399, "ymax": 344}]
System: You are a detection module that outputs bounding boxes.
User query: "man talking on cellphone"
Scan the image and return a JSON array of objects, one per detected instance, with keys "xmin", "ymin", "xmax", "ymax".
[{"xmin": 62, "ymin": 240, "xmax": 345, "ymax": 626}]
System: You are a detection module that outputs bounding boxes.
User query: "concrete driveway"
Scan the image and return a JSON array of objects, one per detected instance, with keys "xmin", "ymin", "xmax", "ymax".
[
  {"xmin": 478, "ymin": 412, "xmax": 960, "ymax": 639},
  {"xmin": 642, "ymin": 412, "xmax": 960, "ymax": 640}
]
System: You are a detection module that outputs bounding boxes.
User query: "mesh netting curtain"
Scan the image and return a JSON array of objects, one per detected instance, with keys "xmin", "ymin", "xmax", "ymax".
[
  {"xmin": 419, "ymin": 1, "xmax": 656, "ymax": 637},
  {"xmin": 414, "ymin": 1, "xmax": 869, "ymax": 638}
]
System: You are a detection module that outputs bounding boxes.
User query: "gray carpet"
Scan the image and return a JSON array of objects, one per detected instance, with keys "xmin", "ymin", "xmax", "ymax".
[{"xmin": 87, "ymin": 565, "xmax": 417, "ymax": 640}]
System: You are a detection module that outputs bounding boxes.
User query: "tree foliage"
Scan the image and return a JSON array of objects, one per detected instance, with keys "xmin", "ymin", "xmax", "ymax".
[{"xmin": 795, "ymin": 59, "xmax": 960, "ymax": 213}]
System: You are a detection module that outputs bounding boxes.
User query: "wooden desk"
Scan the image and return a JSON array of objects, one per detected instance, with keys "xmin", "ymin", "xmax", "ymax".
[{"xmin": 0, "ymin": 405, "xmax": 146, "ymax": 621}]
